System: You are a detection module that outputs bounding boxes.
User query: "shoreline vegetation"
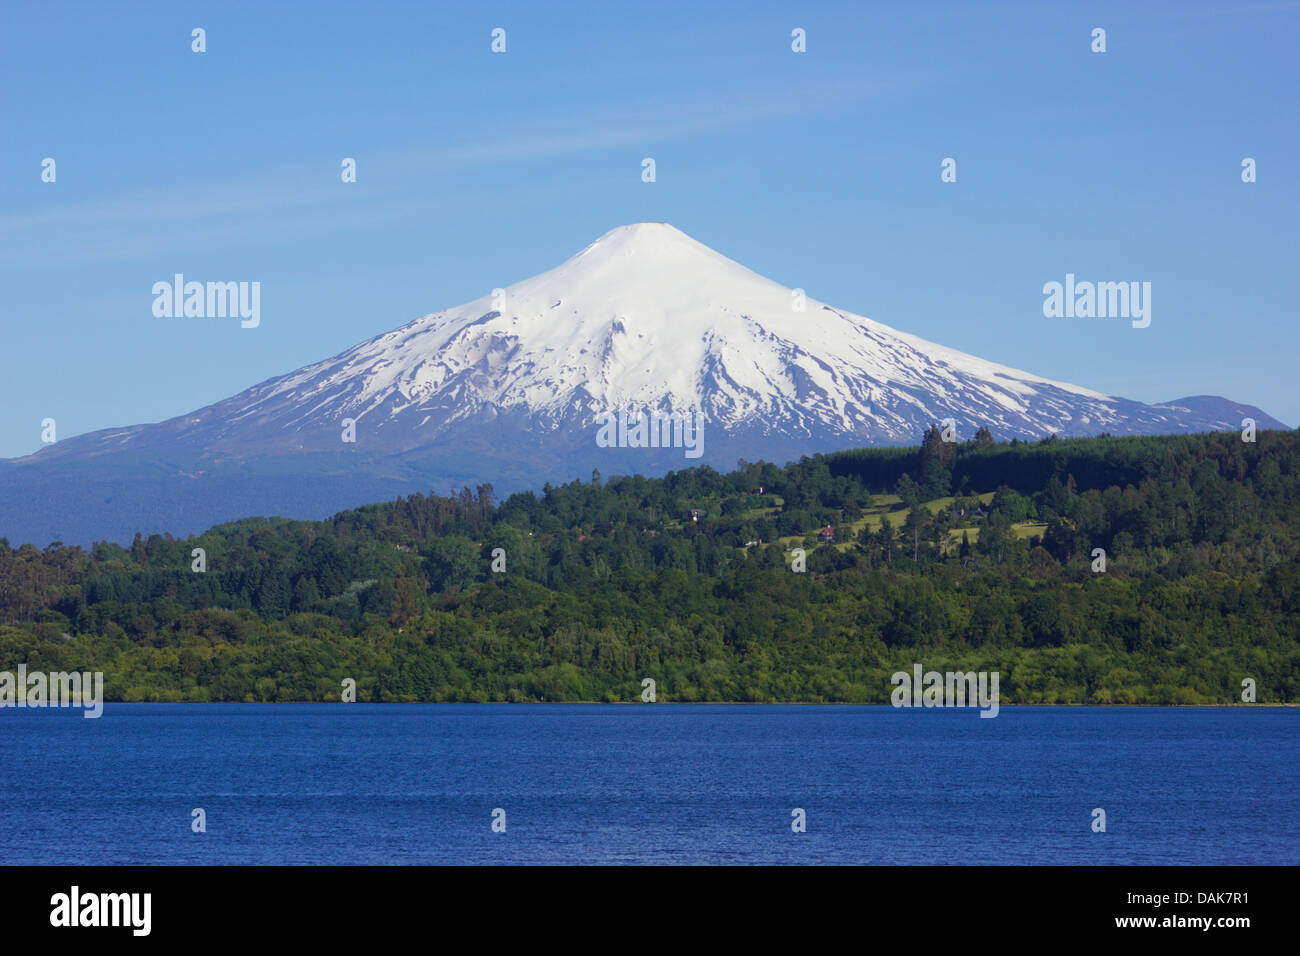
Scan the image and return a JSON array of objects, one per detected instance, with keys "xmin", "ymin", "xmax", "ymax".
[
  {"xmin": 2, "ymin": 429, "xmax": 1298, "ymax": 706},
  {"xmin": 17, "ymin": 699, "xmax": 1293, "ymax": 707}
]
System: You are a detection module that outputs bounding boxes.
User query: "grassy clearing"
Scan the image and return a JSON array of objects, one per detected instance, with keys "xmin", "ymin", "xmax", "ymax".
[
  {"xmin": 944, "ymin": 520, "xmax": 1047, "ymax": 546},
  {"xmin": 1013, "ymin": 521, "xmax": 1048, "ymax": 540},
  {"xmin": 769, "ymin": 492, "xmax": 1009, "ymax": 552}
]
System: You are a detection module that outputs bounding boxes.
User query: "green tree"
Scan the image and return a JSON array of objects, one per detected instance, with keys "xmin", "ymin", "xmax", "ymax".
[
  {"xmin": 389, "ymin": 573, "xmax": 416, "ymax": 627},
  {"xmin": 895, "ymin": 474, "xmax": 922, "ymax": 509},
  {"xmin": 876, "ymin": 513, "xmax": 895, "ymax": 564},
  {"xmin": 977, "ymin": 510, "xmax": 1014, "ymax": 564},
  {"xmin": 421, "ymin": 537, "xmax": 479, "ymax": 591},
  {"xmin": 902, "ymin": 505, "xmax": 928, "ymax": 562}
]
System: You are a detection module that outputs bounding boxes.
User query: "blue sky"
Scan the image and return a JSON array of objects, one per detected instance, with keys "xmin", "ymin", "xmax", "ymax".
[{"xmin": 2, "ymin": 0, "xmax": 1297, "ymax": 458}]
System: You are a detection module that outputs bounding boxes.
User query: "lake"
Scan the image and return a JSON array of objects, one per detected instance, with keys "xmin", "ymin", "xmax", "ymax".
[{"xmin": 1, "ymin": 704, "xmax": 1294, "ymax": 864}]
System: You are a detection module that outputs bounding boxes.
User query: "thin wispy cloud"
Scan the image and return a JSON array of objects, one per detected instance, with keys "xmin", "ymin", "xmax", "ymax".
[{"xmin": 0, "ymin": 73, "xmax": 924, "ymax": 267}]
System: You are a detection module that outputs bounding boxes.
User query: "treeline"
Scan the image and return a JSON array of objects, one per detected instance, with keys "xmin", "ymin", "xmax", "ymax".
[{"xmin": 1, "ymin": 429, "xmax": 1297, "ymax": 704}]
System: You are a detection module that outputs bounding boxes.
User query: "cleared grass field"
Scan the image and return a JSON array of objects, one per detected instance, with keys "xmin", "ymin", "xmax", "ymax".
[
  {"xmin": 771, "ymin": 492, "xmax": 1006, "ymax": 552},
  {"xmin": 945, "ymin": 521, "xmax": 1048, "ymax": 546}
]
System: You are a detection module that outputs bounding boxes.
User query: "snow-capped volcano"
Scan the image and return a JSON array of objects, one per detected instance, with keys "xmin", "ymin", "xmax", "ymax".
[
  {"xmin": 247, "ymin": 219, "xmax": 1115, "ymax": 444},
  {"xmin": 27, "ymin": 222, "xmax": 1266, "ymax": 462},
  {"xmin": 2, "ymin": 222, "xmax": 1286, "ymax": 545}
]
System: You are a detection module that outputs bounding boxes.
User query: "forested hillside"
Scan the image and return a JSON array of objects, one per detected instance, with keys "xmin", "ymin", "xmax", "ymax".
[{"xmin": 2, "ymin": 428, "xmax": 1297, "ymax": 704}]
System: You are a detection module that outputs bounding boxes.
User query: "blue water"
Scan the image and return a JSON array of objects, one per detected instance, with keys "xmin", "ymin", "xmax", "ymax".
[{"xmin": 1, "ymin": 704, "xmax": 1295, "ymax": 864}]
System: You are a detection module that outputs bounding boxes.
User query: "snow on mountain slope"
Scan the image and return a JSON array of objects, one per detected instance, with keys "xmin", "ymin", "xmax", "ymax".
[
  {"xmin": 26, "ymin": 221, "xmax": 1265, "ymax": 469},
  {"xmin": 239, "ymin": 220, "xmax": 1115, "ymax": 440}
]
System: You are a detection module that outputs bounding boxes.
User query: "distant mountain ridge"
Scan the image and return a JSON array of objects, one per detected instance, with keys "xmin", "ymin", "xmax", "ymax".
[{"xmin": 0, "ymin": 223, "xmax": 1288, "ymax": 546}]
